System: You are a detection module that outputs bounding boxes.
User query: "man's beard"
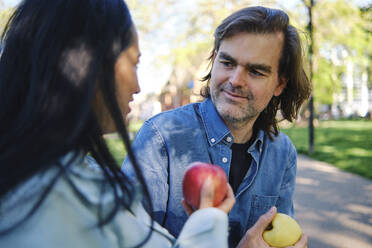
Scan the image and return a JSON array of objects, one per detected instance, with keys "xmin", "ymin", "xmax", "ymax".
[{"xmin": 211, "ymin": 83, "xmax": 259, "ymax": 126}]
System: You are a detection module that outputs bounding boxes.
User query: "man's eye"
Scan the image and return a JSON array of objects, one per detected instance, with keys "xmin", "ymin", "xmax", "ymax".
[
  {"xmin": 220, "ymin": 60, "xmax": 233, "ymax": 67},
  {"xmin": 250, "ymin": 69, "xmax": 264, "ymax": 76}
]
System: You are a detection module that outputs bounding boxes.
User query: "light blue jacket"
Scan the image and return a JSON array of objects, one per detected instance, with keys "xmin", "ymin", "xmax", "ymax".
[
  {"xmin": 122, "ymin": 98, "xmax": 297, "ymax": 247},
  {"xmin": 0, "ymin": 153, "xmax": 228, "ymax": 248}
]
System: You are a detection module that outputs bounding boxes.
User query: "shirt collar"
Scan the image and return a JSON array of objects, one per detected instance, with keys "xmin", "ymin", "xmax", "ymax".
[
  {"xmin": 249, "ymin": 129, "xmax": 264, "ymax": 153},
  {"xmin": 200, "ymin": 98, "xmax": 230, "ymax": 146},
  {"xmin": 200, "ymin": 98, "xmax": 265, "ymax": 152}
]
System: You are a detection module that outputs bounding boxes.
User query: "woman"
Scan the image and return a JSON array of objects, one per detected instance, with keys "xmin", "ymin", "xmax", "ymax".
[{"xmin": 0, "ymin": 0, "xmax": 235, "ymax": 247}]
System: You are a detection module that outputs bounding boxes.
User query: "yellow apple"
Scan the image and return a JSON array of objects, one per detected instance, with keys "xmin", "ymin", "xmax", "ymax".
[{"xmin": 263, "ymin": 213, "xmax": 302, "ymax": 247}]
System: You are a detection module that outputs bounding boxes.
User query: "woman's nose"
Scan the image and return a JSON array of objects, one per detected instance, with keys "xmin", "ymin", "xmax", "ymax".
[
  {"xmin": 135, "ymin": 82, "xmax": 140, "ymax": 94},
  {"xmin": 133, "ymin": 76, "xmax": 141, "ymax": 94}
]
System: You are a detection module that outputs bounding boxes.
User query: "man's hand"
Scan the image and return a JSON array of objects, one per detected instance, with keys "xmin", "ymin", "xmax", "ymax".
[
  {"xmin": 236, "ymin": 206, "xmax": 308, "ymax": 248},
  {"xmin": 182, "ymin": 177, "xmax": 235, "ymax": 215}
]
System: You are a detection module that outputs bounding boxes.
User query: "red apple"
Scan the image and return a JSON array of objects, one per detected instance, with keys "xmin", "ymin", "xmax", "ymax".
[{"xmin": 182, "ymin": 162, "xmax": 228, "ymax": 209}]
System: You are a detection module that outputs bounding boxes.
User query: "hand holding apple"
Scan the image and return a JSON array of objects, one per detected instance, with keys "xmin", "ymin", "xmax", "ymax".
[
  {"xmin": 182, "ymin": 162, "xmax": 235, "ymax": 214},
  {"xmin": 182, "ymin": 162, "xmax": 228, "ymax": 208},
  {"xmin": 236, "ymin": 207, "xmax": 308, "ymax": 248},
  {"xmin": 263, "ymin": 213, "xmax": 303, "ymax": 247}
]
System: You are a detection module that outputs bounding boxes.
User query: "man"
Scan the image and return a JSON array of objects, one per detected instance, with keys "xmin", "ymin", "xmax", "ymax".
[{"xmin": 123, "ymin": 6, "xmax": 311, "ymax": 247}]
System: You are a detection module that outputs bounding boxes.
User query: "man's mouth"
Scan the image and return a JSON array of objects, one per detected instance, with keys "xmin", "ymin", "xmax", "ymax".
[{"xmin": 222, "ymin": 89, "xmax": 249, "ymax": 100}]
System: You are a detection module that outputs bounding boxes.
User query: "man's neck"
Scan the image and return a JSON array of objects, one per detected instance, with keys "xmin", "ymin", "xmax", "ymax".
[{"xmin": 226, "ymin": 119, "xmax": 257, "ymax": 144}]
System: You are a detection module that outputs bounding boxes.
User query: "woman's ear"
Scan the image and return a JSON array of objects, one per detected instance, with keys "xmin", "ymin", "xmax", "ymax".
[{"xmin": 274, "ymin": 76, "xmax": 287, "ymax": 97}]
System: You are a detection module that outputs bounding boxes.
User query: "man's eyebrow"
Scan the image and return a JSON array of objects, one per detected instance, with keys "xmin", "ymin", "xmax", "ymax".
[
  {"xmin": 218, "ymin": 51, "xmax": 272, "ymax": 73},
  {"xmin": 246, "ymin": 63, "xmax": 272, "ymax": 74},
  {"xmin": 218, "ymin": 52, "xmax": 236, "ymax": 63}
]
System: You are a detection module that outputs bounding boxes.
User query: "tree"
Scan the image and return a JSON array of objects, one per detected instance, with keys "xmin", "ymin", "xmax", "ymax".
[
  {"xmin": 0, "ymin": 4, "xmax": 13, "ymax": 35},
  {"xmin": 313, "ymin": 1, "xmax": 370, "ymax": 110},
  {"xmin": 290, "ymin": 0, "xmax": 370, "ymax": 111}
]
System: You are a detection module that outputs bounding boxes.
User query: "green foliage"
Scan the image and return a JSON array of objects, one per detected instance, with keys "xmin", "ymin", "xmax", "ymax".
[
  {"xmin": 105, "ymin": 137, "xmax": 126, "ymax": 165},
  {"xmin": 315, "ymin": 0, "xmax": 370, "ymax": 57},
  {"xmin": 0, "ymin": 6, "xmax": 13, "ymax": 34},
  {"xmin": 312, "ymin": 57, "xmax": 342, "ymax": 105},
  {"xmin": 281, "ymin": 120, "xmax": 372, "ymax": 179},
  {"xmin": 360, "ymin": 5, "xmax": 372, "ymax": 86},
  {"xmin": 311, "ymin": 1, "xmax": 371, "ymax": 106},
  {"xmin": 105, "ymin": 121, "xmax": 144, "ymax": 165},
  {"xmin": 291, "ymin": 1, "xmax": 371, "ymax": 108},
  {"xmin": 126, "ymin": 0, "xmax": 171, "ymax": 33}
]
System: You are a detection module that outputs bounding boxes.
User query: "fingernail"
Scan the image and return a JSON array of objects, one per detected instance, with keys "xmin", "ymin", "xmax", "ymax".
[{"xmin": 269, "ymin": 206, "xmax": 275, "ymax": 214}]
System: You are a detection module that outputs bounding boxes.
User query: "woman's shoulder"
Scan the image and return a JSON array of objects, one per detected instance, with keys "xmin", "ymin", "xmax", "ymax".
[{"xmin": 0, "ymin": 152, "xmax": 142, "ymax": 247}]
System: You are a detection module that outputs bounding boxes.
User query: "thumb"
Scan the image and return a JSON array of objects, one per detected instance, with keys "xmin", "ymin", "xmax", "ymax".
[
  {"xmin": 252, "ymin": 206, "xmax": 277, "ymax": 234},
  {"xmin": 199, "ymin": 177, "xmax": 214, "ymax": 209}
]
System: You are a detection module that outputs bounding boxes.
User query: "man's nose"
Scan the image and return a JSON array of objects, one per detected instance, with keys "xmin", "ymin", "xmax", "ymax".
[{"xmin": 229, "ymin": 66, "xmax": 246, "ymax": 87}]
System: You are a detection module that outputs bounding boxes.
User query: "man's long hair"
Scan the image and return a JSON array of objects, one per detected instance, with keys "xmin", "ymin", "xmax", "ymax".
[
  {"xmin": 0, "ymin": 0, "xmax": 153, "ymax": 246},
  {"xmin": 201, "ymin": 6, "xmax": 311, "ymax": 138}
]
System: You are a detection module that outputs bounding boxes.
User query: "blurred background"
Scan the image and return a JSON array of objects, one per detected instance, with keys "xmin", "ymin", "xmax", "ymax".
[
  {"xmin": 1, "ymin": 1, "xmax": 371, "ymax": 247},
  {"xmin": 1, "ymin": 0, "xmax": 370, "ymax": 175}
]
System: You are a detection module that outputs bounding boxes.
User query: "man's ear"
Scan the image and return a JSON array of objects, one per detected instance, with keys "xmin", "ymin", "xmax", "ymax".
[
  {"xmin": 274, "ymin": 76, "xmax": 287, "ymax": 96},
  {"xmin": 212, "ymin": 50, "xmax": 217, "ymax": 60}
]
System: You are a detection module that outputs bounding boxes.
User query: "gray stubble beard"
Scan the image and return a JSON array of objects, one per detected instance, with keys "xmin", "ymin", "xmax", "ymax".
[{"xmin": 211, "ymin": 91, "xmax": 259, "ymax": 129}]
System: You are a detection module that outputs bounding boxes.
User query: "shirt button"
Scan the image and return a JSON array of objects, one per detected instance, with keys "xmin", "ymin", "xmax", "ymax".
[
  {"xmin": 226, "ymin": 137, "xmax": 232, "ymax": 142},
  {"xmin": 211, "ymin": 138, "xmax": 216, "ymax": 143},
  {"xmin": 222, "ymin": 157, "xmax": 228, "ymax": 163}
]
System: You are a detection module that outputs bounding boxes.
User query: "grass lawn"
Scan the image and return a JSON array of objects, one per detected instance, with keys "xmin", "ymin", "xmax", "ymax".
[
  {"xmin": 104, "ymin": 120, "xmax": 143, "ymax": 165},
  {"xmin": 281, "ymin": 119, "xmax": 372, "ymax": 180},
  {"xmin": 106, "ymin": 119, "xmax": 372, "ymax": 180},
  {"xmin": 105, "ymin": 137, "xmax": 126, "ymax": 165}
]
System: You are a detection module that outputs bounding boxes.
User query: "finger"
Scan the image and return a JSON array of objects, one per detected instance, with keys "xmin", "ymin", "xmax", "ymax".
[
  {"xmin": 251, "ymin": 206, "xmax": 277, "ymax": 235},
  {"xmin": 199, "ymin": 177, "xmax": 214, "ymax": 209},
  {"xmin": 226, "ymin": 182, "xmax": 235, "ymax": 199},
  {"xmin": 292, "ymin": 234, "xmax": 308, "ymax": 248},
  {"xmin": 216, "ymin": 183, "xmax": 236, "ymax": 213},
  {"xmin": 182, "ymin": 199, "xmax": 194, "ymax": 216}
]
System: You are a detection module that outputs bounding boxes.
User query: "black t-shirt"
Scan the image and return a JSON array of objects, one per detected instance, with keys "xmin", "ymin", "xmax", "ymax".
[{"xmin": 229, "ymin": 135, "xmax": 256, "ymax": 194}]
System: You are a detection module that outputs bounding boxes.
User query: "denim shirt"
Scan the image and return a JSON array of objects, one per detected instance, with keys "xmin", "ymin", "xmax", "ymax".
[{"xmin": 122, "ymin": 98, "xmax": 297, "ymax": 247}]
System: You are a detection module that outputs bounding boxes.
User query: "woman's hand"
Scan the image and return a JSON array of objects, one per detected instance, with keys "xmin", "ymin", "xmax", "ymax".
[
  {"xmin": 182, "ymin": 177, "xmax": 235, "ymax": 215},
  {"xmin": 236, "ymin": 206, "xmax": 308, "ymax": 248}
]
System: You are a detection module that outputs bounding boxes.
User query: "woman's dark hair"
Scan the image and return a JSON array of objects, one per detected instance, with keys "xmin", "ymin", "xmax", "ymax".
[
  {"xmin": 201, "ymin": 6, "xmax": 312, "ymax": 139},
  {"xmin": 0, "ymin": 0, "xmax": 153, "ymax": 245}
]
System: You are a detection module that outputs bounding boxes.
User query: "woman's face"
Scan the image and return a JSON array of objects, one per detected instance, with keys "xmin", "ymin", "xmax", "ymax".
[
  {"xmin": 115, "ymin": 27, "xmax": 141, "ymax": 119},
  {"xmin": 95, "ymin": 27, "xmax": 141, "ymax": 133}
]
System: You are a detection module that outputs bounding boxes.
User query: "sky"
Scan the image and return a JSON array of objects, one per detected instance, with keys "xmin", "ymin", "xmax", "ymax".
[{"xmin": 2, "ymin": 0, "xmax": 17, "ymax": 6}]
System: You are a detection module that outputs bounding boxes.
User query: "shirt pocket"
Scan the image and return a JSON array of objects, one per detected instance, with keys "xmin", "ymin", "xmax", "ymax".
[{"xmin": 247, "ymin": 194, "xmax": 278, "ymax": 228}]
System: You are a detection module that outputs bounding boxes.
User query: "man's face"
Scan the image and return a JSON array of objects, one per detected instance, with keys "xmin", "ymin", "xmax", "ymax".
[{"xmin": 210, "ymin": 32, "xmax": 286, "ymax": 126}]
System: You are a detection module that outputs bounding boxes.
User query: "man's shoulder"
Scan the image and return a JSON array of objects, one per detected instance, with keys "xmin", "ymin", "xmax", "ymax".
[
  {"xmin": 264, "ymin": 131, "xmax": 296, "ymax": 152},
  {"xmin": 275, "ymin": 131, "xmax": 293, "ymax": 144},
  {"xmin": 259, "ymin": 131, "xmax": 297, "ymax": 167},
  {"xmin": 146, "ymin": 102, "xmax": 202, "ymax": 128}
]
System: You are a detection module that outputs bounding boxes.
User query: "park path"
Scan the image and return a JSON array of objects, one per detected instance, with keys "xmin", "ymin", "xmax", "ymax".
[{"xmin": 294, "ymin": 155, "xmax": 372, "ymax": 248}]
